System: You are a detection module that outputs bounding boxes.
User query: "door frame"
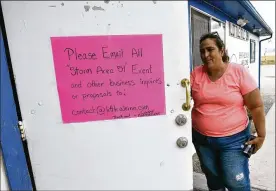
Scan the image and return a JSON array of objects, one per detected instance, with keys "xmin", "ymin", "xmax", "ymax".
[{"xmin": 0, "ymin": 4, "xmax": 34, "ymax": 190}]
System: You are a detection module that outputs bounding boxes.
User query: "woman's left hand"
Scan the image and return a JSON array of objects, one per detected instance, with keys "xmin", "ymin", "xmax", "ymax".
[{"xmin": 246, "ymin": 136, "xmax": 265, "ymax": 154}]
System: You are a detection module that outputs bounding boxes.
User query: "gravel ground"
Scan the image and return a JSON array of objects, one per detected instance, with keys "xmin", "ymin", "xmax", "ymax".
[
  {"xmin": 193, "ymin": 91, "xmax": 275, "ymax": 174},
  {"xmin": 262, "ymin": 94, "xmax": 275, "ymax": 115}
]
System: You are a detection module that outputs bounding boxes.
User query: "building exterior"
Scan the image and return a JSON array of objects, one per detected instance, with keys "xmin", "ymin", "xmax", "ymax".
[{"xmin": 0, "ymin": 1, "xmax": 273, "ymax": 190}]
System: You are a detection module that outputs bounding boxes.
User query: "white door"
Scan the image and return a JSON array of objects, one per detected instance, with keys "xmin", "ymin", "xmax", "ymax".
[{"xmin": 2, "ymin": 1, "xmax": 193, "ymax": 190}]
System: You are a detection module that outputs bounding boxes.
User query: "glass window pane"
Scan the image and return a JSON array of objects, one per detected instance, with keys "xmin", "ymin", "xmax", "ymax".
[{"xmin": 211, "ymin": 19, "xmax": 225, "ymax": 43}]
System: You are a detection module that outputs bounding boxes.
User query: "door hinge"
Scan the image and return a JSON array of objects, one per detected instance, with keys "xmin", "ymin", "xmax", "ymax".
[{"xmin": 18, "ymin": 121, "xmax": 26, "ymax": 141}]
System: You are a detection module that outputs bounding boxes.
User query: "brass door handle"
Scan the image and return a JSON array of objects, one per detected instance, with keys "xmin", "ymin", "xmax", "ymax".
[{"xmin": 181, "ymin": 78, "xmax": 191, "ymax": 111}]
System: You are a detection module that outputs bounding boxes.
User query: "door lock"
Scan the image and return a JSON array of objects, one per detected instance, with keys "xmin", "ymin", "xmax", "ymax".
[
  {"xmin": 175, "ymin": 114, "xmax": 187, "ymax": 126},
  {"xmin": 176, "ymin": 137, "xmax": 188, "ymax": 148}
]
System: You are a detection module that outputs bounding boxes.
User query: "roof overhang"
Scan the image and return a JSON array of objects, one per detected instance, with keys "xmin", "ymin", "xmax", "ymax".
[{"xmin": 202, "ymin": 0, "xmax": 273, "ymax": 37}]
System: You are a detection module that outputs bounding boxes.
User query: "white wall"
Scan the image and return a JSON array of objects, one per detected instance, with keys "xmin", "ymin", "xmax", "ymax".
[
  {"xmin": 0, "ymin": 150, "xmax": 10, "ymax": 191},
  {"xmin": 226, "ymin": 21, "xmax": 260, "ymax": 86}
]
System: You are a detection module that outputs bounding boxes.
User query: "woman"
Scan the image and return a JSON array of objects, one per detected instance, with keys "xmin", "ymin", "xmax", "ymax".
[{"xmin": 191, "ymin": 33, "xmax": 266, "ymax": 191}]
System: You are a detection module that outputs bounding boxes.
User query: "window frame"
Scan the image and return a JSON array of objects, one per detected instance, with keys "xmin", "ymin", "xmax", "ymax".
[{"xmin": 250, "ymin": 39, "xmax": 256, "ymax": 63}]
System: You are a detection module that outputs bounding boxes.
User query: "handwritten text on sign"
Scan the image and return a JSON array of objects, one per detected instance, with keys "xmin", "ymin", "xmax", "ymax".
[{"xmin": 50, "ymin": 34, "xmax": 166, "ymax": 123}]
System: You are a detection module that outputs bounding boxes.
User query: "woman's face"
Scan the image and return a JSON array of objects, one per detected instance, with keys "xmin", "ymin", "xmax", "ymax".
[{"xmin": 200, "ymin": 38, "xmax": 224, "ymax": 70}]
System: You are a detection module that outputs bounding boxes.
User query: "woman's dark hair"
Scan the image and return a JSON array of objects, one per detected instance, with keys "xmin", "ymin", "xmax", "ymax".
[{"xmin": 199, "ymin": 32, "xmax": 229, "ymax": 62}]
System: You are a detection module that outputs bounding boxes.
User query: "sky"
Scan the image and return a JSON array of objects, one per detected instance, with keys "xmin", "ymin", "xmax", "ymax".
[{"xmin": 250, "ymin": 1, "xmax": 275, "ymax": 53}]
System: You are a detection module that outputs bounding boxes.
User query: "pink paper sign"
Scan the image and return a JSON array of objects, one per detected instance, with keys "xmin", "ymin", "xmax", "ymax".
[{"xmin": 50, "ymin": 34, "xmax": 166, "ymax": 123}]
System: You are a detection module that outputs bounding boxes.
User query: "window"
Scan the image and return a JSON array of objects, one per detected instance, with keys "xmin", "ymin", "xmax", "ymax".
[
  {"xmin": 241, "ymin": 29, "xmax": 245, "ymax": 40},
  {"xmin": 236, "ymin": 27, "xmax": 241, "ymax": 38},
  {"xmin": 250, "ymin": 39, "xmax": 256, "ymax": 63},
  {"xmin": 229, "ymin": 22, "xmax": 249, "ymax": 41},
  {"xmin": 211, "ymin": 19, "xmax": 225, "ymax": 42},
  {"xmin": 229, "ymin": 23, "xmax": 235, "ymax": 36}
]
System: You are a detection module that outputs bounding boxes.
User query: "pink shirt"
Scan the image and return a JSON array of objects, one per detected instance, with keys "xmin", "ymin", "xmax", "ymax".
[{"xmin": 191, "ymin": 63, "xmax": 257, "ymax": 137}]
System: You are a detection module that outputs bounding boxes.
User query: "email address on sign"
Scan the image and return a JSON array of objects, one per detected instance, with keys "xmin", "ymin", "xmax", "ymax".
[{"xmin": 72, "ymin": 105, "xmax": 149, "ymax": 116}]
